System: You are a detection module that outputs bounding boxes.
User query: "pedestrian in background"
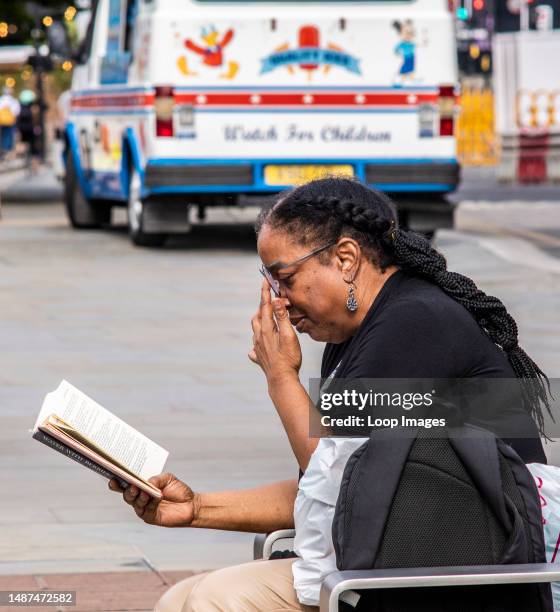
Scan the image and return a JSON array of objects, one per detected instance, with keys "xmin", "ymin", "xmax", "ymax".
[
  {"xmin": 0, "ymin": 86, "xmax": 21, "ymax": 161},
  {"xmin": 52, "ymin": 89, "xmax": 71, "ymax": 181},
  {"xmin": 17, "ymin": 89, "xmax": 41, "ymax": 174}
]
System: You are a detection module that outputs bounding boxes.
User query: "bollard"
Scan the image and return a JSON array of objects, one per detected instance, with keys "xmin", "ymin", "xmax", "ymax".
[
  {"xmin": 546, "ymin": 133, "xmax": 560, "ymax": 183},
  {"xmin": 517, "ymin": 132, "xmax": 549, "ymax": 184}
]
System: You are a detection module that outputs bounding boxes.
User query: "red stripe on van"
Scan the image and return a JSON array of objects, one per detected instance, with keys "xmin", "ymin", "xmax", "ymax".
[
  {"xmin": 71, "ymin": 90, "xmax": 437, "ymax": 110},
  {"xmin": 71, "ymin": 93, "xmax": 155, "ymax": 109},
  {"xmin": 173, "ymin": 91, "xmax": 438, "ymax": 107}
]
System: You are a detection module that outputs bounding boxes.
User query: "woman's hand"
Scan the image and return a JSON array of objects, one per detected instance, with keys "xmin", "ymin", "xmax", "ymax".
[
  {"xmin": 249, "ymin": 281, "xmax": 302, "ymax": 385},
  {"xmin": 109, "ymin": 473, "xmax": 198, "ymax": 528}
]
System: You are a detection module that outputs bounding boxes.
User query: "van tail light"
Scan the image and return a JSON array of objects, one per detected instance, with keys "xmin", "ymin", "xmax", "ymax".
[
  {"xmin": 154, "ymin": 86, "xmax": 174, "ymax": 138},
  {"xmin": 438, "ymin": 84, "xmax": 456, "ymax": 137},
  {"xmin": 439, "ymin": 117, "xmax": 454, "ymax": 137}
]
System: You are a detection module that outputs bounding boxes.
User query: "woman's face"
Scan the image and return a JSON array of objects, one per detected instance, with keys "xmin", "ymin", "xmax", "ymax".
[{"xmin": 257, "ymin": 225, "xmax": 357, "ymax": 343}]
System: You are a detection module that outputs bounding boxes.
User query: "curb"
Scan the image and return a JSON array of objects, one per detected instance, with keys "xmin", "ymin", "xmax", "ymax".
[
  {"xmin": 2, "ymin": 186, "xmax": 64, "ymax": 203},
  {"xmin": 455, "ymin": 201, "xmax": 560, "ymax": 231},
  {"xmin": 0, "ymin": 161, "xmax": 26, "ymax": 175},
  {"xmin": 0, "ymin": 168, "xmax": 63, "ymax": 203},
  {"xmin": 437, "ymin": 229, "xmax": 560, "ymax": 275}
]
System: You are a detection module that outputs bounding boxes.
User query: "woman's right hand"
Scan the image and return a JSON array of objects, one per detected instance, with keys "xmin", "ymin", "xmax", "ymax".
[{"xmin": 109, "ymin": 472, "xmax": 198, "ymax": 528}]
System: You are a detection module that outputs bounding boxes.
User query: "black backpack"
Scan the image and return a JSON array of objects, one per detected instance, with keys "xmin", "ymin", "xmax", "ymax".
[{"xmin": 332, "ymin": 425, "xmax": 552, "ymax": 612}]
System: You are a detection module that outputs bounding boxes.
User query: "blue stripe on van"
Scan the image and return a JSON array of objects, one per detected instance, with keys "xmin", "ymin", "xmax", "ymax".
[
  {"xmin": 173, "ymin": 85, "xmax": 439, "ymax": 92},
  {"xmin": 79, "ymin": 157, "xmax": 458, "ymax": 201},
  {"xmin": 70, "ymin": 107, "xmax": 416, "ymax": 116},
  {"xmin": 71, "ymin": 85, "xmax": 438, "ymax": 96},
  {"xmin": 147, "ymin": 183, "xmax": 454, "ymax": 195},
  {"xmin": 146, "ymin": 157, "xmax": 458, "ymax": 165}
]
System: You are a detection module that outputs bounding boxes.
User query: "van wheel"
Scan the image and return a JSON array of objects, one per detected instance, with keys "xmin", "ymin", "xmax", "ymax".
[
  {"xmin": 127, "ymin": 167, "xmax": 166, "ymax": 247},
  {"xmin": 65, "ymin": 152, "xmax": 111, "ymax": 228}
]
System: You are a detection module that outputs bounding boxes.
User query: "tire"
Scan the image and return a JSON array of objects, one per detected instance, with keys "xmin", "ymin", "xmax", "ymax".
[
  {"xmin": 127, "ymin": 166, "xmax": 166, "ymax": 247},
  {"xmin": 396, "ymin": 195, "xmax": 453, "ymax": 236},
  {"xmin": 64, "ymin": 151, "xmax": 111, "ymax": 229}
]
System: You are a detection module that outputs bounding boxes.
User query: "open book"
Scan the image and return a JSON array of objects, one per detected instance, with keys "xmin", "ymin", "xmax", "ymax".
[{"xmin": 32, "ymin": 380, "xmax": 169, "ymax": 500}]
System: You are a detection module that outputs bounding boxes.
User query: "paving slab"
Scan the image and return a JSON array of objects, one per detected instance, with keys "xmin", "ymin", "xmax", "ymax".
[
  {"xmin": 0, "ymin": 165, "xmax": 63, "ymax": 203},
  {"xmin": 0, "ymin": 569, "xmax": 199, "ymax": 612},
  {"xmin": 1, "ymin": 198, "xmax": 560, "ymax": 589},
  {"xmin": 450, "ymin": 166, "xmax": 560, "ymax": 203}
]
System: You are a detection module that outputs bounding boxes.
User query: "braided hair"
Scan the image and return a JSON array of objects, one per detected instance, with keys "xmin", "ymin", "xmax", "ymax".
[{"xmin": 256, "ymin": 177, "xmax": 552, "ymax": 434}]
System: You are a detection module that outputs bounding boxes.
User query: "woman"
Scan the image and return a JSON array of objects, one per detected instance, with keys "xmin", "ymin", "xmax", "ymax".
[{"xmin": 111, "ymin": 178, "xmax": 550, "ymax": 611}]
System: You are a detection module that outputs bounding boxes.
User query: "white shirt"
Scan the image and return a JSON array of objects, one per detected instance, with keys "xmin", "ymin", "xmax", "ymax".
[
  {"xmin": 292, "ymin": 437, "xmax": 368, "ymax": 606},
  {"xmin": 291, "ymin": 360, "xmax": 368, "ymax": 606}
]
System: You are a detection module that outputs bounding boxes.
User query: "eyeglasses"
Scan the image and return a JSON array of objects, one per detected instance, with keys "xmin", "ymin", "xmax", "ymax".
[{"xmin": 259, "ymin": 242, "xmax": 336, "ymax": 298}]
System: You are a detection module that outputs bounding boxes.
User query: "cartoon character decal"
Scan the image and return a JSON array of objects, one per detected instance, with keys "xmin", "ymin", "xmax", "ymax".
[
  {"xmin": 177, "ymin": 25, "xmax": 239, "ymax": 79},
  {"xmin": 261, "ymin": 25, "xmax": 361, "ymax": 81},
  {"xmin": 393, "ymin": 20, "xmax": 416, "ymax": 83}
]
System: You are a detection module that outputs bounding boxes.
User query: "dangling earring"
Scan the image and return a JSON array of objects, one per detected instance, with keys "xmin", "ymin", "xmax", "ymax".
[{"xmin": 346, "ymin": 282, "xmax": 358, "ymax": 312}]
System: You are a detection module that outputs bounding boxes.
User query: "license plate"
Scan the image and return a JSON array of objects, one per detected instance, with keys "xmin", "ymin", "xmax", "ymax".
[{"xmin": 264, "ymin": 164, "xmax": 354, "ymax": 186}]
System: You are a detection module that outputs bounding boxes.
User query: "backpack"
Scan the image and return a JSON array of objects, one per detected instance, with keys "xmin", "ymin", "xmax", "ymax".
[
  {"xmin": 332, "ymin": 425, "xmax": 553, "ymax": 612},
  {"xmin": 0, "ymin": 105, "xmax": 15, "ymax": 127}
]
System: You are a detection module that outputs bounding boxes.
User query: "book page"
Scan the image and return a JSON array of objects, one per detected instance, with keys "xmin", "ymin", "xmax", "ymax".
[
  {"xmin": 47, "ymin": 415, "xmax": 141, "ymax": 480},
  {"xmin": 37, "ymin": 424, "xmax": 162, "ymax": 499},
  {"xmin": 33, "ymin": 380, "xmax": 168, "ymax": 480}
]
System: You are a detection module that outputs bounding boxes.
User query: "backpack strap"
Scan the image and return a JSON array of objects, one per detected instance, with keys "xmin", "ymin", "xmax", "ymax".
[
  {"xmin": 335, "ymin": 427, "xmax": 419, "ymax": 570},
  {"xmin": 501, "ymin": 494, "xmax": 531, "ymax": 563},
  {"xmin": 498, "ymin": 441, "xmax": 553, "ymax": 612},
  {"xmin": 450, "ymin": 425, "xmax": 535, "ymax": 565},
  {"xmin": 498, "ymin": 440, "xmax": 547, "ymax": 564},
  {"xmin": 449, "ymin": 425, "xmax": 512, "ymax": 529}
]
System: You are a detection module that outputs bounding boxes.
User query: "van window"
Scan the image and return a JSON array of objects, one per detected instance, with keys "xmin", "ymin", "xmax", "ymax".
[
  {"xmin": 100, "ymin": 0, "xmax": 133, "ymax": 84},
  {"xmin": 124, "ymin": 0, "xmax": 138, "ymax": 53},
  {"xmin": 75, "ymin": 0, "xmax": 101, "ymax": 64}
]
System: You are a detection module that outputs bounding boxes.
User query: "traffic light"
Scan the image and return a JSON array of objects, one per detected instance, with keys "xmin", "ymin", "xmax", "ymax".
[{"xmin": 473, "ymin": 0, "xmax": 485, "ymax": 10}]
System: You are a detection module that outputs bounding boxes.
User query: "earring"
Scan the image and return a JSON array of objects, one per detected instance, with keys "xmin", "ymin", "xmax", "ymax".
[{"xmin": 346, "ymin": 282, "xmax": 358, "ymax": 312}]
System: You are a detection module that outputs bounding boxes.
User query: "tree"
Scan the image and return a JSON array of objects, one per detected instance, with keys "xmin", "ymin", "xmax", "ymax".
[{"xmin": 0, "ymin": 0, "xmax": 70, "ymax": 45}]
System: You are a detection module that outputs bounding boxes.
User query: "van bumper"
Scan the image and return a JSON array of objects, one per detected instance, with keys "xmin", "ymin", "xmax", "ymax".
[
  {"xmin": 365, "ymin": 162, "xmax": 460, "ymax": 191},
  {"xmin": 143, "ymin": 159, "xmax": 460, "ymax": 196}
]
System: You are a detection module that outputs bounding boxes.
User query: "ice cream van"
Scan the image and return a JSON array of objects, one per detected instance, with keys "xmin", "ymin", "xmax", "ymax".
[{"xmin": 65, "ymin": 0, "xmax": 459, "ymax": 246}]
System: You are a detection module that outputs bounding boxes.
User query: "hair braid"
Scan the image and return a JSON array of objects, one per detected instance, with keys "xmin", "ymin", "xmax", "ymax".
[
  {"xmin": 257, "ymin": 184, "xmax": 396, "ymax": 269},
  {"xmin": 392, "ymin": 228, "xmax": 552, "ymax": 433},
  {"xmin": 256, "ymin": 177, "xmax": 552, "ymax": 435}
]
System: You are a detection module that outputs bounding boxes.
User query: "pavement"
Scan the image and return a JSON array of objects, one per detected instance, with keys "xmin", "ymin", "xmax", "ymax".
[
  {"xmin": 0, "ymin": 570, "xmax": 198, "ymax": 612},
  {"xmin": 449, "ymin": 166, "xmax": 560, "ymax": 204},
  {"xmin": 0, "ymin": 162, "xmax": 63, "ymax": 205},
  {"xmin": 0, "ymin": 164, "xmax": 559, "ymax": 610},
  {"xmin": 0, "ymin": 158, "xmax": 25, "ymax": 176}
]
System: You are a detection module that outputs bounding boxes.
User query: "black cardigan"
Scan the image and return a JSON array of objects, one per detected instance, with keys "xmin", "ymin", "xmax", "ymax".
[{"xmin": 320, "ymin": 270, "xmax": 547, "ymax": 464}]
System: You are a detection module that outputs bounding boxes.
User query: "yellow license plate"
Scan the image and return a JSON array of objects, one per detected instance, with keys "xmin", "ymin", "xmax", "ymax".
[{"xmin": 264, "ymin": 164, "xmax": 354, "ymax": 186}]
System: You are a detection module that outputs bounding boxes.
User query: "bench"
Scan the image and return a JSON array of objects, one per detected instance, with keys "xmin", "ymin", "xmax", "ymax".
[{"xmin": 254, "ymin": 530, "xmax": 560, "ymax": 612}]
